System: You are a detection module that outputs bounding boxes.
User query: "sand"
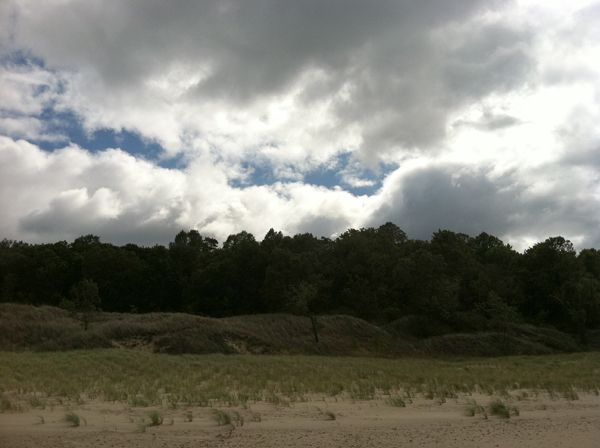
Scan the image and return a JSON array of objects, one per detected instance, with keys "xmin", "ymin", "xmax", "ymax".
[{"xmin": 1, "ymin": 394, "xmax": 599, "ymax": 447}]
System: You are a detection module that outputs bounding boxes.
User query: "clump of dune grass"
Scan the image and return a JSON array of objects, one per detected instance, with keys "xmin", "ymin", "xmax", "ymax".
[
  {"xmin": 488, "ymin": 400, "xmax": 519, "ymax": 419},
  {"xmin": 322, "ymin": 410, "xmax": 336, "ymax": 420},
  {"xmin": 65, "ymin": 412, "xmax": 81, "ymax": 427},
  {"xmin": 129, "ymin": 395, "xmax": 150, "ymax": 407},
  {"xmin": 0, "ymin": 394, "xmax": 12, "ymax": 412},
  {"xmin": 562, "ymin": 387, "xmax": 579, "ymax": 401},
  {"xmin": 147, "ymin": 410, "xmax": 163, "ymax": 426},
  {"xmin": 264, "ymin": 391, "xmax": 290, "ymax": 407},
  {"xmin": 28, "ymin": 395, "xmax": 45, "ymax": 409},
  {"xmin": 386, "ymin": 396, "xmax": 406, "ymax": 407},
  {"xmin": 211, "ymin": 409, "xmax": 232, "ymax": 426},
  {"xmin": 489, "ymin": 400, "xmax": 510, "ymax": 418},
  {"xmin": 464, "ymin": 401, "xmax": 486, "ymax": 417},
  {"xmin": 230, "ymin": 410, "xmax": 244, "ymax": 426}
]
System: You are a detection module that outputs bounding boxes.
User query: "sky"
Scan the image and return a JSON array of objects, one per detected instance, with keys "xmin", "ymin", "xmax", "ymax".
[{"xmin": 1, "ymin": 0, "xmax": 599, "ymax": 250}]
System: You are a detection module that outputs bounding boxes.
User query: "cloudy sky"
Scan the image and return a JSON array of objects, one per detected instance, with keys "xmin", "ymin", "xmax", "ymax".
[{"xmin": 1, "ymin": 0, "xmax": 599, "ymax": 249}]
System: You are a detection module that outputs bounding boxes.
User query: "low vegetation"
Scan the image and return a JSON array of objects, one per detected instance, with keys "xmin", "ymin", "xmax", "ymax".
[
  {"xmin": 147, "ymin": 410, "xmax": 163, "ymax": 426},
  {"xmin": 64, "ymin": 412, "xmax": 81, "ymax": 427},
  {"xmin": 464, "ymin": 401, "xmax": 486, "ymax": 417},
  {"xmin": 0, "ymin": 303, "xmax": 587, "ymax": 357},
  {"xmin": 320, "ymin": 409, "xmax": 336, "ymax": 420},
  {"xmin": 0, "ymin": 350, "xmax": 598, "ymax": 410},
  {"xmin": 211, "ymin": 409, "xmax": 232, "ymax": 426},
  {"xmin": 488, "ymin": 400, "xmax": 519, "ymax": 419},
  {"xmin": 386, "ymin": 396, "xmax": 406, "ymax": 407}
]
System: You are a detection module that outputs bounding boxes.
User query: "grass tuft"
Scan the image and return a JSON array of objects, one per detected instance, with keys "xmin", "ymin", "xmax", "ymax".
[
  {"xmin": 65, "ymin": 412, "xmax": 80, "ymax": 427},
  {"xmin": 147, "ymin": 410, "xmax": 163, "ymax": 426},
  {"xmin": 0, "ymin": 394, "xmax": 12, "ymax": 412},
  {"xmin": 211, "ymin": 409, "xmax": 232, "ymax": 426},
  {"xmin": 488, "ymin": 400, "xmax": 519, "ymax": 419},
  {"xmin": 386, "ymin": 397, "xmax": 406, "ymax": 407},
  {"xmin": 323, "ymin": 410, "xmax": 336, "ymax": 420},
  {"xmin": 464, "ymin": 401, "xmax": 486, "ymax": 417}
]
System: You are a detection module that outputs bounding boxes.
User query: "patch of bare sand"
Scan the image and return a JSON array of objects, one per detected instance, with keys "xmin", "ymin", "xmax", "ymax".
[{"xmin": 1, "ymin": 394, "xmax": 599, "ymax": 448}]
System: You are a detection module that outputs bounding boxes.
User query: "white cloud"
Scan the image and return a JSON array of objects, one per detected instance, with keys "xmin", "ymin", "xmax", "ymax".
[
  {"xmin": 2, "ymin": 135, "xmax": 600, "ymax": 251},
  {"xmin": 0, "ymin": 136, "xmax": 371, "ymax": 244},
  {"xmin": 0, "ymin": 0, "xmax": 600, "ymax": 248},
  {"xmin": 5, "ymin": 0, "xmax": 525, "ymax": 164}
]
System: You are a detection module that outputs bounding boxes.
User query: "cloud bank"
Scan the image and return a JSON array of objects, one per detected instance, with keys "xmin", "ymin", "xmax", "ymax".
[{"xmin": 1, "ymin": 0, "xmax": 600, "ymax": 249}]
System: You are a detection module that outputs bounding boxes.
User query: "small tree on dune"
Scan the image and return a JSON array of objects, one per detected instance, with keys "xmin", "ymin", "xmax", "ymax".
[
  {"xmin": 287, "ymin": 282, "xmax": 320, "ymax": 344},
  {"xmin": 60, "ymin": 279, "xmax": 101, "ymax": 331}
]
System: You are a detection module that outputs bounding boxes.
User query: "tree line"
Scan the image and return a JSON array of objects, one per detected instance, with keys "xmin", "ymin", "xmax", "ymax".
[{"xmin": 2, "ymin": 223, "xmax": 600, "ymax": 342}]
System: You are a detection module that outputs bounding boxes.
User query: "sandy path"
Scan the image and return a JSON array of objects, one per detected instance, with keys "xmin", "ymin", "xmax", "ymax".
[{"xmin": 1, "ymin": 395, "xmax": 599, "ymax": 447}]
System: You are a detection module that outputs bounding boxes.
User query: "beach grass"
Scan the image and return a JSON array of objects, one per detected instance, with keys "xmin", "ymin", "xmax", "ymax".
[{"xmin": 0, "ymin": 350, "xmax": 598, "ymax": 409}]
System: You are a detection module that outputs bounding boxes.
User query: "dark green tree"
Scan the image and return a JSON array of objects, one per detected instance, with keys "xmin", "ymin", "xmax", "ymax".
[{"xmin": 61, "ymin": 278, "xmax": 101, "ymax": 330}]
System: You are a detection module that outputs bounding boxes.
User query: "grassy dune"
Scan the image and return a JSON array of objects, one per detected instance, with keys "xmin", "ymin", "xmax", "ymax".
[
  {"xmin": 0, "ymin": 303, "xmax": 587, "ymax": 357},
  {"xmin": 1, "ymin": 350, "xmax": 599, "ymax": 411}
]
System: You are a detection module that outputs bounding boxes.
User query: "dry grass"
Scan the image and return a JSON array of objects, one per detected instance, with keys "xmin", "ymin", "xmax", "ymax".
[
  {"xmin": 0, "ymin": 349, "xmax": 599, "ymax": 410},
  {"xmin": 0, "ymin": 303, "xmax": 408, "ymax": 356},
  {"xmin": 64, "ymin": 412, "xmax": 81, "ymax": 427},
  {"xmin": 0, "ymin": 303, "xmax": 586, "ymax": 357}
]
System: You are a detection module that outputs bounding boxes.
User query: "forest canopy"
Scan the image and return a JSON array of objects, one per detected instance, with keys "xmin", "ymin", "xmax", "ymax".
[{"xmin": 2, "ymin": 224, "xmax": 600, "ymax": 342}]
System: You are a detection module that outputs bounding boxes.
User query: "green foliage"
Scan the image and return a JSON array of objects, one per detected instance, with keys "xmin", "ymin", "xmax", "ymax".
[
  {"xmin": 69, "ymin": 279, "xmax": 101, "ymax": 312},
  {"xmin": 1, "ymin": 350, "xmax": 599, "ymax": 409},
  {"xmin": 211, "ymin": 409, "xmax": 232, "ymax": 426},
  {"xmin": 0, "ymin": 394, "xmax": 12, "ymax": 412},
  {"xmin": 1, "ymin": 227, "xmax": 600, "ymax": 340},
  {"xmin": 386, "ymin": 396, "xmax": 406, "ymax": 407},
  {"xmin": 65, "ymin": 412, "xmax": 80, "ymax": 427},
  {"xmin": 147, "ymin": 410, "xmax": 163, "ymax": 426},
  {"xmin": 488, "ymin": 400, "xmax": 519, "ymax": 419},
  {"xmin": 464, "ymin": 401, "xmax": 485, "ymax": 417},
  {"xmin": 322, "ymin": 410, "xmax": 336, "ymax": 420}
]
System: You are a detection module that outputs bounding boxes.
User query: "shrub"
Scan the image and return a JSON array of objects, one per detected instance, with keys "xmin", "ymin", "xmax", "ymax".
[
  {"xmin": 386, "ymin": 397, "xmax": 406, "ymax": 407},
  {"xmin": 323, "ymin": 410, "xmax": 336, "ymax": 420},
  {"xmin": 464, "ymin": 401, "xmax": 485, "ymax": 417},
  {"xmin": 65, "ymin": 412, "xmax": 80, "ymax": 427},
  {"xmin": 0, "ymin": 394, "xmax": 12, "ymax": 412},
  {"xmin": 211, "ymin": 409, "xmax": 231, "ymax": 426},
  {"xmin": 230, "ymin": 410, "xmax": 244, "ymax": 426},
  {"xmin": 488, "ymin": 400, "xmax": 514, "ymax": 419},
  {"xmin": 147, "ymin": 410, "xmax": 163, "ymax": 426}
]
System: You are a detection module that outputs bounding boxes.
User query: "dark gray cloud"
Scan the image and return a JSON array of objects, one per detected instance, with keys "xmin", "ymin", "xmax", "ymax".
[
  {"xmin": 292, "ymin": 213, "xmax": 351, "ymax": 238},
  {"xmin": 454, "ymin": 109, "xmax": 523, "ymax": 130},
  {"xmin": 443, "ymin": 22, "xmax": 535, "ymax": 99},
  {"xmin": 562, "ymin": 147, "xmax": 600, "ymax": 168},
  {"xmin": 20, "ymin": 208, "xmax": 181, "ymax": 246},
  {"xmin": 371, "ymin": 166, "xmax": 522, "ymax": 239},
  {"xmin": 15, "ymin": 1, "xmax": 488, "ymax": 93},
  {"xmin": 370, "ymin": 163, "xmax": 600, "ymax": 249},
  {"xmin": 11, "ymin": 0, "xmax": 536, "ymax": 159}
]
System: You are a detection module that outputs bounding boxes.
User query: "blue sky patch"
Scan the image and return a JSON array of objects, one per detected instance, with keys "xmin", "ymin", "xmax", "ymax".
[
  {"xmin": 230, "ymin": 153, "xmax": 395, "ymax": 196},
  {"xmin": 28, "ymin": 109, "xmax": 183, "ymax": 169}
]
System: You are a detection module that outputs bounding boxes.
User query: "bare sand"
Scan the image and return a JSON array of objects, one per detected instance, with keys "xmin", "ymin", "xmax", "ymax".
[{"xmin": 1, "ymin": 394, "xmax": 599, "ymax": 448}]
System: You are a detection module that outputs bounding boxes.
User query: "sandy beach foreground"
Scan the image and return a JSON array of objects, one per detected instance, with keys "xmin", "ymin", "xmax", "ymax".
[{"xmin": 1, "ymin": 394, "xmax": 599, "ymax": 448}]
